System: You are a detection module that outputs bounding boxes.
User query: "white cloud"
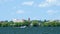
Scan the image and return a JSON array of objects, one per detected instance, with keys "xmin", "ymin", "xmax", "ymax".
[
  {"xmin": 16, "ymin": 10, "xmax": 25, "ymax": 14},
  {"xmin": 10, "ymin": 10, "xmax": 25, "ymax": 15},
  {"xmin": 22, "ymin": 1, "xmax": 34, "ymax": 6},
  {"xmin": 38, "ymin": 3, "xmax": 49, "ymax": 7},
  {"xmin": 38, "ymin": 0, "xmax": 60, "ymax": 7},
  {"xmin": 46, "ymin": 10, "xmax": 58, "ymax": 15},
  {"xmin": 46, "ymin": 0, "xmax": 57, "ymax": 3},
  {"xmin": 0, "ymin": 0, "xmax": 14, "ymax": 2},
  {"xmin": 47, "ymin": 10, "xmax": 54, "ymax": 14},
  {"xmin": 32, "ymin": 17, "xmax": 40, "ymax": 20},
  {"xmin": 12, "ymin": 6, "xmax": 17, "ymax": 10}
]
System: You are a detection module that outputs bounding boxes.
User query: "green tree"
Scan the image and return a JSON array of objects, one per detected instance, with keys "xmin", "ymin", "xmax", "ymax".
[{"xmin": 31, "ymin": 20, "xmax": 39, "ymax": 27}]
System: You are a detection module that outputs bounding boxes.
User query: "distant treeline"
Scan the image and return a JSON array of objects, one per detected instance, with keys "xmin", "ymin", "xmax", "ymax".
[{"xmin": 0, "ymin": 20, "xmax": 60, "ymax": 27}]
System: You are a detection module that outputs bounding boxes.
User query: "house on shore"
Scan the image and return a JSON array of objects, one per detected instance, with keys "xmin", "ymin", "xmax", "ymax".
[
  {"xmin": 12, "ymin": 18, "xmax": 30, "ymax": 23},
  {"xmin": 12, "ymin": 18, "xmax": 30, "ymax": 22},
  {"xmin": 12, "ymin": 19, "xmax": 25, "ymax": 22}
]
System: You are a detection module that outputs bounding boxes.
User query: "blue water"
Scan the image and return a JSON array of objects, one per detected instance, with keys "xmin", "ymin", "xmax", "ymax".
[{"xmin": 0, "ymin": 27, "xmax": 60, "ymax": 34}]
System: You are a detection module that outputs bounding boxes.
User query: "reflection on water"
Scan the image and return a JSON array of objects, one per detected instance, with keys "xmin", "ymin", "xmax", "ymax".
[{"xmin": 0, "ymin": 27, "xmax": 60, "ymax": 34}]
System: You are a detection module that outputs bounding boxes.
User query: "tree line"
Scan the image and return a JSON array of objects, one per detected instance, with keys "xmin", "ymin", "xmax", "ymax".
[{"xmin": 0, "ymin": 20, "xmax": 60, "ymax": 27}]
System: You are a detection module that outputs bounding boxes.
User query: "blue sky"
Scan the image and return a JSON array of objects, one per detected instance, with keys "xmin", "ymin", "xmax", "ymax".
[{"xmin": 0, "ymin": 0, "xmax": 60, "ymax": 21}]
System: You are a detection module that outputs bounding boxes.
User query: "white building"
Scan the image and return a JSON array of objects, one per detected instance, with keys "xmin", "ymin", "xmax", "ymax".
[{"xmin": 12, "ymin": 19, "xmax": 25, "ymax": 22}]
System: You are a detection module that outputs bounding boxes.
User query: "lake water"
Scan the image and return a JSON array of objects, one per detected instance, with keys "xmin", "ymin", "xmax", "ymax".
[{"xmin": 0, "ymin": 27, "xmax": 60, "ymax": 34}]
